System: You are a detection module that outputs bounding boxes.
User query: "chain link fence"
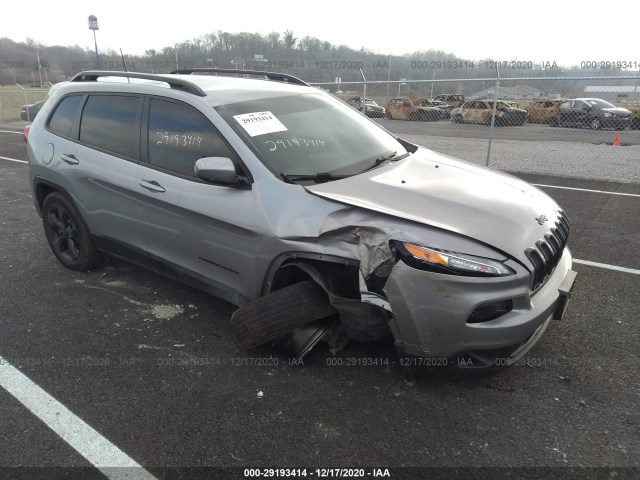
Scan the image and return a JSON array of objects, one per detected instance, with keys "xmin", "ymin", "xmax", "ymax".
[
  {"xmin": 1, "ymin": 74, "xmax": 638, "ymax": 181},
  {"xmin": 0, "ymin": 85, "xmax": 49, "ymax": 126},
  {"xmin": 307, "ymin": 75, "xmax": 640, "ymax": 181}
]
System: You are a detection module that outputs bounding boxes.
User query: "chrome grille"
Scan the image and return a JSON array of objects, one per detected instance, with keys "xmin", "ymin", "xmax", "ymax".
[{"xmin": 526, "ymin": 211, "xmax": 570, "ymax": 290}]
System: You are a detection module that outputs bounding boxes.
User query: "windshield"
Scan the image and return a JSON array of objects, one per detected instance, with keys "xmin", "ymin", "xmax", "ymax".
[
  {"xmin": 585, "ymin": 99, "xmax": 616, "ymax": 108},
  {"xmin": 215, "ymin": 93, "xmax": 406, "ymax": 177}
]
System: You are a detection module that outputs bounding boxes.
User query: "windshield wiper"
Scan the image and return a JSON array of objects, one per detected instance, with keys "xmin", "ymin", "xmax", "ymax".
[
  {"xmin": 358, "ymin": 151, "xmax": 409, "ymax": 174},
  {"xmin": 280, "ymin": 172, "xmax": 352, "ymax": 184}
]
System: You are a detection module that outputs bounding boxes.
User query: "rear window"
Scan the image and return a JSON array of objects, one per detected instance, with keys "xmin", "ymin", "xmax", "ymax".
[
  {"xmin": 48, "ymin": 95, "xmax": 82, "ymax": 137},
  {"xmin": 79, "ymin": 95, "xmax": 139, "ymax": 158}
]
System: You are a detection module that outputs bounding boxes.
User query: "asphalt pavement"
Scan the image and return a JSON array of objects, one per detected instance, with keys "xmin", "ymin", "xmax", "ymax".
[
  {"xmin": 0, "ymin": 131, "xmax": 638, "ymax": 479},
  {"xmin": 371, "ymin": 118, "xmax": 640, "ymax": 145}
]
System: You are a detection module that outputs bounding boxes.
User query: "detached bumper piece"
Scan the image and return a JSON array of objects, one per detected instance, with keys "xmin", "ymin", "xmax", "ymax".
[{"xmin": 553, "ymin": 269, "xmax": 577, "ymax": 321}]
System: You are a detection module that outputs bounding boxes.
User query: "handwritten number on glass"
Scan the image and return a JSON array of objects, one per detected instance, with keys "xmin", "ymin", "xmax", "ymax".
[{"xmin": 156, "ymin": 132, "xmax": 204, "ymax": 148}]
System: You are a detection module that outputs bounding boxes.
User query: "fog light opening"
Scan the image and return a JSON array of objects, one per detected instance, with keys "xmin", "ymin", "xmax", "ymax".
[{"xmin": 467, "ymin": 300, "xmax": 513, "ymax": 323}]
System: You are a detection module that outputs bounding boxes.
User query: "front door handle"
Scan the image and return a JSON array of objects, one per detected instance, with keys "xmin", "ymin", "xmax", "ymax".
[
  {"xmin": 138, "ymin": 180, "xmax": 166, "ymax": 193},
  {"xmin": 60, "ymin": 154, "xmax": 79, "ymax": 165}
]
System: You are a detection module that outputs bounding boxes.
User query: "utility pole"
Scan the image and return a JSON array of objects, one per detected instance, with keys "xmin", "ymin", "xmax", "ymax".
[{"xmin": 36, "ymin": 48, "xmax": 43, "ymax": 87}]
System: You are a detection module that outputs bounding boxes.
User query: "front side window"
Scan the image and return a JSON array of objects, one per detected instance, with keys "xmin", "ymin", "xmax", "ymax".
[
  {"xmin": 48, "ymin": 95, "xmax": 83, "ymax": 137},
  {"xmin": 148, "ymin": 99, "xmax": 236, "ymax": 178},
  {"xmin": 215, "ymin": 93, "xmax": 407, "ymax": 178},
  {"xmin": 79, "ymin": 95, "xmax": 139, "ymax": 158}
]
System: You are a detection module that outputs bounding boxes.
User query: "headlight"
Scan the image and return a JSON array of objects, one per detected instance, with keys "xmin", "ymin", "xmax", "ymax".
[
  {"xmin": 604, "ymin": 112, "xmax": 612, "ymax": 117},
  {"xmin": 397, "ymin": 242, "xmax": 514, "ymax": 277}
]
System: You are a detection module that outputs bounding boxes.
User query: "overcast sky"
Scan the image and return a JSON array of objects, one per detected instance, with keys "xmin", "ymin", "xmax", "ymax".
[{"xmin": 2, "ymin": 0, "xmax": 639, "ymax": 68}]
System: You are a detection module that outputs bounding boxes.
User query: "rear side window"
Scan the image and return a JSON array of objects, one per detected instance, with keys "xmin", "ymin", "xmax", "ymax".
[
  {"xmin": 147, "ymin": 99, "xmax": 236, "ymax": 178},
  {"xmin": 48, "ymin": 95, "xmax": 82, "ymax": 137},
  {"xmin": 79, "ymin": 95, "xmax": 139, "ymax": 158}
]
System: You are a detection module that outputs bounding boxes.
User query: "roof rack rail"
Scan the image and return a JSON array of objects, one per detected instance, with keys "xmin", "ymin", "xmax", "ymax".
[
  {"xmin": 69, "ymin": 71, "xmax": 207, "ymax": 97},
  {"xmin": 169, "ymin": 68, "xmax": 309, "ymax": 87}
]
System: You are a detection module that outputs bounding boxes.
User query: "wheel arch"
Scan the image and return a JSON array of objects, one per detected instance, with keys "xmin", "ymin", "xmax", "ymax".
[
  {"xmin": 262, "ymin": 252, "xmax": 360, "ymax": 298},
  {"xmin": 33, "ymin": 177, "xmax": 69, "ymax": 216}
]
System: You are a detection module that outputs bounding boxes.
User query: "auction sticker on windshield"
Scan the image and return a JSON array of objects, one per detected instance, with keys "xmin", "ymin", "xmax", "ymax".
[{"xmin": 233, "ymin": 111, "xmax": 288, "ymax": 137}]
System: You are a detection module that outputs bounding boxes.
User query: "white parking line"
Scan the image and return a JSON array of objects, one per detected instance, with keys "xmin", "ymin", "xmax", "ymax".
[
  {"xmin": 534, "ymin": 184, "xmax": 640, "ymax": 198},
  {"xmin": 0, "ymin": 155, "xmax": 27, "ymax": 164},
  {"xmin": 574, "ymin": 259, "xmax": 640, "ymax": 275},
  {"xmin": 0, "ymin": 355, "xmax": 158, "ymax": 480},
  {"xmin": 0, "ymin": 130, "xmax": 23, "ymax": 135}
]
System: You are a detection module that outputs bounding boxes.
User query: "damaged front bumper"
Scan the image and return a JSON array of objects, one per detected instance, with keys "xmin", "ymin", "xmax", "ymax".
[{"xmin": 380, "ymin": 248, "xmax": 575, "ymax": 367}]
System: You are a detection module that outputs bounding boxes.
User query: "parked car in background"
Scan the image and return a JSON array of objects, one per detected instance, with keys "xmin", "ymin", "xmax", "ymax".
[
  {"xmin": 625, "ymin": 104, "xmax": 640, "ymax": 129},
  {"xmin": 20, "ymin": 100, "xmax": 45, "ymax": 121},
  {"xmin": 425, "ymin": 99, "xmax": 455, "ymax": 119},
  {"xmin": 433, "ymin": 94, "xmax": 465, "ymax": 108},
  {"xmin": 526, "ymin": 98, "xmax": 567, "ymax": 124},
  {"xmin": 346, "ymin": 97, "xmax": 386, "ymax": 118},
  {"xmin": 385, "ymin": 97, "xmax": 443, "ymax": 121},
  {"xmin": 552, "ymin": 98, "xmax": 632, "ymax": 130},
  {"xmin": 451, "ymin": 100, "xmax": 528, "ymax": 126}
]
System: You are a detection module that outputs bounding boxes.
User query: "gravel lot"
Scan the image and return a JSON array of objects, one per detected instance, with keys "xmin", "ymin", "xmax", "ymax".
[{"xmin": 402, "ymin": 135, "xmax": 640, "ymax": 184}]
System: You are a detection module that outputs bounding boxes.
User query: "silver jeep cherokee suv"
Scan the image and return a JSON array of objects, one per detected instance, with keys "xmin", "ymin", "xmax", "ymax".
[{"xmin": 27, "ymin": 69, "xmax": 576, "ymax": 373}]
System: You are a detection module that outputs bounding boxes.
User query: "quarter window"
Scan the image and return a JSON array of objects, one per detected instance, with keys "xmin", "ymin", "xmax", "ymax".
[
  {"xmin": 147, "ymin": 99, "xmax": 236, "ymax": 178},
  {"xmin": 48, "ymin": 95, "xmax": 82, "ymax": 137},
  {"xmin": 79, "ymin": 95, "xmax": 139, "ymax": 158}
]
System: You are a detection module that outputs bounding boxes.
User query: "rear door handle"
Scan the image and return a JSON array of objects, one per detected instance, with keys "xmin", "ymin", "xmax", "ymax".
[
  {"xmin": 138, "ymin": 180, "xmax": 166, "ymax": 193},
  {"xmin": 60, "ymin": 154, "xmax": 79, "ymax": 165}
]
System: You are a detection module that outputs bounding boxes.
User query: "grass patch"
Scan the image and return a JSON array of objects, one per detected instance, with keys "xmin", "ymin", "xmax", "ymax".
[{"xmin": 0, "ymin": 86, "xmax": 50, "ymax": 123}]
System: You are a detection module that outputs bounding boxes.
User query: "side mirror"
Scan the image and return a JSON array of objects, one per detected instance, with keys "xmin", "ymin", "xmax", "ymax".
[{"xmin": 194, "ymin": 157, "xmax": 249, "ymax": 186}]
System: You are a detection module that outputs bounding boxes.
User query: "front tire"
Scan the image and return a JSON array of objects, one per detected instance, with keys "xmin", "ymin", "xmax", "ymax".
[
  {"xmin": 590, "ymin": 118, "xmax": 602, "ymax": 130},
  {"xmin": 41, "ymin": 192, "xmax": 103, "ymax": 271},
  {"xmin": 231, "ymin": 281, "xmax": 337, "ymax": 349}
]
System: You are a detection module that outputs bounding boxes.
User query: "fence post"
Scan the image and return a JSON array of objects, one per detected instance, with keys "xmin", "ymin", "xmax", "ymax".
[
  {"xmin": 486, "ymin": 64, "xmax": 500, "ymax": 167},
  {"xmin": 359, "ymin": 69, "xmax": 367, "ymax": 114},
  {"xmin": 16, "ymin": 83, "xmax": 30, "ymax": 122},
  {"xmin": 385, "ymin": 56, "xmax": 391, "ymax": 104}
]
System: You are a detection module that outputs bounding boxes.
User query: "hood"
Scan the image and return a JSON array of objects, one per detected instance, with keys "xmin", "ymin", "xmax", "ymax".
[
  {"xmin": 305, "ymin": 148, "xmax": 563, "ymax": 265},
  {"xmin": 602, "ymin": 107, "xmax": 631, "ymax": 116}
]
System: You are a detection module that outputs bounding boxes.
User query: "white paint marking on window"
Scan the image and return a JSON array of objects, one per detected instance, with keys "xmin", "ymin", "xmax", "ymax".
[
  {"xmin": 0, "ymin": 155, "xmax": 27, "ymax": 164},
  {"xmin": 534, "ymin": 184, "xmax": 640, "ymax": 198},
  {"xmin": 0, "ymin": 355, "xmax": 158, "ymax": 480},
  {"xmin": 574, "ymin": 259, "xmax": 640, "ymax": 275}
]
